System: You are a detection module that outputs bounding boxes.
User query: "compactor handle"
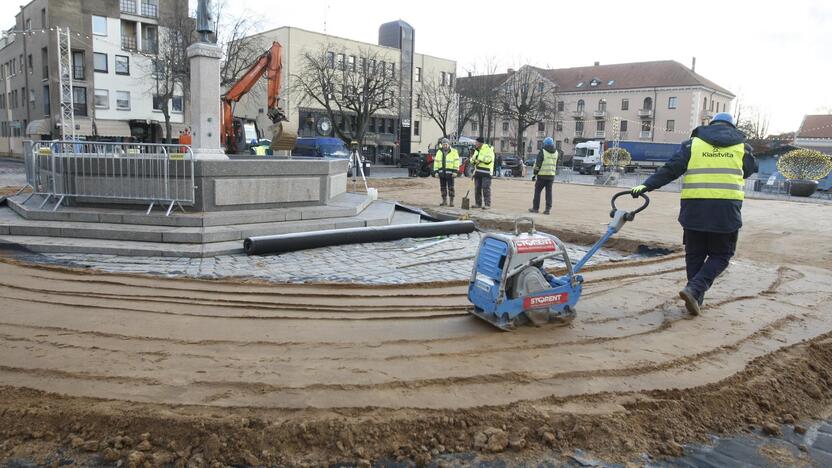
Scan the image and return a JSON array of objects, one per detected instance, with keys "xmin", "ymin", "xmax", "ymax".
[
  {"xmin": 514, "ymin": 216, "xmax": 536, "ymax": 235},
  {"xmin": 610, "ymin": 191, "xmax": 650, "ymax": 221}
]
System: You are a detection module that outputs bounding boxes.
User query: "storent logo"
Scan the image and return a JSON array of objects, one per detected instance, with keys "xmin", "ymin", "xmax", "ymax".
[
  {"xmin": 514, "ymin": 238, "xmax": 556, "ymax": 253},
  {"xmin": 523, "ymin": 293, "xmax": 568, "ymax": 309}
]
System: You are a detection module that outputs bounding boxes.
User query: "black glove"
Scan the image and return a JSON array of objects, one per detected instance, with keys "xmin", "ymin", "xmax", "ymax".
[{"xmin": 531, "ymin": 175, "xmax": 537, "ymax": 181}]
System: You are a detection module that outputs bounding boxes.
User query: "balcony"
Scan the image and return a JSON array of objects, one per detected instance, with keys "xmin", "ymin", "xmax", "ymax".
[
  {"xmin": 120, "ymin": 0, "xmax": 137, "ymax": 14},
  {"xmin": 142, "ymin": 39, "xmax": 158, "ymax": 54},
  {"xmin": 638, "ymin": 109, "xmax": 653, "ymax": 118},
  {"xmin": 593, "ymin": 110, "xmax": 606, "ymax": 118},
  {"xmin": 574, "ymin": 130, "xmax": 584, "ymax": 137},
  {"xmin": 595, "ymin": 130, "xmax": 605, "ymax": 138},
  {"xmin": 572, "ymin": 110, "xmax": 585, "ymax": 119},
  {"xmin": 121, "ymin": 35, "xmax": 137, "ymax": 51},
  {"xmin": 639, "ymin": 130, "xmax": 652, "ymax": 139}
]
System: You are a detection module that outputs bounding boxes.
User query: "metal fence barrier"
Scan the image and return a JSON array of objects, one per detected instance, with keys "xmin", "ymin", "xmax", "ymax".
[{"xmin": 22, "ymin": 140, "xmax": 195, "ymax": 216}]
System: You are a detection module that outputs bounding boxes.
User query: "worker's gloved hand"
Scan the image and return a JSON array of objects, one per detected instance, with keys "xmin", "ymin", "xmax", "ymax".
[
  {"xmin": 531, "ymin": 175, "xmax": 537, "ymax": 181},
  {"xmin": 630, "ymin": 184, "xmax": 649, "ymax": 197},
  {"xmin": 431, "ymin": 170, "xmax": 436, "ymax": 177}
]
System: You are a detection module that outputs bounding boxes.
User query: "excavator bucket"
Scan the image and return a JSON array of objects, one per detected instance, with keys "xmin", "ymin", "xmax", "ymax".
[{"xmin": 270, "ymin": 122, "xmax": 297, "ymax": 152}]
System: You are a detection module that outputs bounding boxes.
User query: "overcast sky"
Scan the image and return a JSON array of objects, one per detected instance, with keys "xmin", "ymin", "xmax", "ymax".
[{"xmin": 4, "ymin": 0, "xmax": 830, "ymax": 133}]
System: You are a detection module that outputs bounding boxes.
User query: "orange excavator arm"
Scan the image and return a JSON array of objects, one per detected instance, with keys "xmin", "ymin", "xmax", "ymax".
[{"xmin": 221, "ymin": 41, "xmax": 294, "ymax": 154}]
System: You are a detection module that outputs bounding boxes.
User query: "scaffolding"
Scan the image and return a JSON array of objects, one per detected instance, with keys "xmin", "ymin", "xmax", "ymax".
[{"xmin": 57, "ymin": 27, "xmax": 75, "ymax": 141}]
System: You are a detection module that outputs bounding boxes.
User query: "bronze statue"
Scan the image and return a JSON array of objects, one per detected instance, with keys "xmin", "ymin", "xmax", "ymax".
[{"xmin": 196, "ymin": 0, "xmax": 215, "ymax": 43}]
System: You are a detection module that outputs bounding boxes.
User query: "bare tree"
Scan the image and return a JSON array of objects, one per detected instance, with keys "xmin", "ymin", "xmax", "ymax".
[
  {"xmin": 291, "ymin": 45, "xmax": 401, "ymax": 145},
  {"xmin": 151, "ymin": 10, "xmax": 194, "ymax": 143},
  {"xmin": 499, "ymin": 66, "xmax": 557, "ymax": 157},
  {"xmin": 212, "ymin": 0, "xmax": 267, "ymax": 89},
  {"xmin": 420, "ymin": 76, "xmax": 456, "ymax": 138},
  {"xmin": 737, "ymin": 105, "xmax": 770, "ymax": 139},
  {"xmin": 456, "ymin": 58, "xmax": 503, "ymax": 141}
]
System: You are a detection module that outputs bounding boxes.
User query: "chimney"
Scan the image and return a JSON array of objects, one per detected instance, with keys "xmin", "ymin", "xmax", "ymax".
[
  {"xmin": 507, "ymin": 68, "xmax": 515, "ymax": 74},
  {"xmin": 593, "ymin": 61, "xmax": 600, "ymax": 66},
  {"xmin": 468, "ymin": 71, "xmax": 472, "ymax": 77},
  {"xmin": 691, "ymin": 56, "xmax": 696, "ymax": 72}
]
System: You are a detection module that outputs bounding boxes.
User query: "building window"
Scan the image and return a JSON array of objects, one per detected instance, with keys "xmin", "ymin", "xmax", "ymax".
[
  {"xmin": 92, "ymin": 15, "xmax": 107, "ymax": 36},
  {"xmin": 415, "ymin": 67, "xmax": 421, "ymax": 82},
  {"xmin": 116, "ymin": 91, "xmax": 130, "ymax": 110},
  {"xmin": 502, "ymin": 121, "xmax": 509, "ymax": 132},
  {"xmin": 152, "ymin": 95, "xmax": 164, "ymax": 111},
  {"xmin": 575, "ymin": 120, "xmax": 584, "ymax": 134},
  {"xmin": 557, "ymin": 100, "xmax": 564, "ymax": 112},
  {"xmin": 415, "ymin": 94, "xmax": 421, "ymax": 109},
  {"xmin": 368, "ymin": 59, "xmax": 376, "ymax": 73},
  {"xmin": 326, "ymin": 51, "xmax": 334, "ymax": 68},
  {"xmin": 336, "ymin": 53, "xmax": 345, "ymax": 69},
  {"xmin": 538, "ymin": 122, "xmax": 545, "ymax": 131},
  {"xmin": 114, "ymin": 55, "xmax": 129, "ymax": 75},
  {"xmin": 643, "ymin": 97, "xmax": 653, "ymax": 110},
  {"xmin": 43, "ymin": 85, "xmax": 50, "ymax": 115},
  {"xmin": 441, "ymin": 71, "xmax": 446, "ymax": 86},
  {"xmin": 596, "ymin": 120, "xmax": 605, "ymax": 132},
  {"xmin": 72, "ymin": 50, "xmax": 84, "ymax": 80},
  {"xmin": 537, "ymin": 139, "xmax": 543, "ymax": 150},
  {"xmin": 141, "ymin": 0, "xmax": 159, "ymax": 17},
  {"xmin": 576, "ymin": 99, "xmax": 585, "ymax": 112},
  {"xmin": 642, "ymin": 120, "xmax": 652, "ymax": 133},
  {"xmin": 41, "ymin": 47, "xmax": 48, "ymax": 78},
  {"xmin": 472, "ymin": 121, "xmax": 478, "ymax": 132},
  {"xmin": 94, "ymin": 89, "xmax": 109, "ymax": 109},
  {"xmin": 621, "ymin": 98, "xmax": 629, "ymax": 111},
  {"xmin": 29, "ymin": 88, "xmax": 35, "ymax": 105},
  {"xmin": 93, "ymin": 53, "xmax": 107, "ymax": 73},
  {"xmin": 72, "ymin": 86, "xmax": 87, "ymax": 116},
  {"xmin": 348, "ymin": 55, "xmax": 355, "ymax": 71},
  {"xmin": 668, "ymin": 96, "xmax": 677, "ymax": 109},
  {"xmin": 556, "ymin": 120, "xmax": 562, "ymax": 132},
  {"xmin": 25, "ymin": 19, "xmax": 31, "ymax": 31},
  {"xmin": 703, "ymin": 97, "xmax": 707, "ymax": 110},
  {"xmin": 379, "ymin": 61, "xmax": 385, "ymax": 77},
  {"xmin": 620, "ymin": 120, "xmax": 628, "ymax": 132},
  {"xmin": 359, "ymin": 57, "xmax": 366, "ymax": 72},
  {"xmin": 414, "ymin": 120, "xmax": 420, "ymax": 136},
  {"xmin": 666, "ymin": 120, "xmax": 675, "ymax": 132},
  {"xmin": 27, "ymin": 54, "xmax": 32, "ymax": 74},
  {"xmin": 390, "ymin": 63, "xmax": 395, "ymax": 79},
  {"xmin": 448, "ymin": 73, "xmax": 454, "ymax": 87},
  {"xmin": 598, "ymin": 99, "xmax": 606, "ymax": 112},
  {"xmin": 172, "ymin": 95, "xmax": 183, "ymax": 112}
]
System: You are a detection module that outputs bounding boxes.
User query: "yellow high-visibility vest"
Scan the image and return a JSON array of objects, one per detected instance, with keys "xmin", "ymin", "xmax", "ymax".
[
  {"xmin": 681, "ymin": 137, "xmax": 745, "ymax": 200},
  {"xmin": 537, "ymin": 149, "xmax": 558, "ymax": 176}
]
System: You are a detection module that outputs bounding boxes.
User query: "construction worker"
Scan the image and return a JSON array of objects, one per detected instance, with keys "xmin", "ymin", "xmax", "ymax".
[
  {"xmin": 433, "ymin": 138, "xmax": 460, "ymax": 206},
  {"xmin": 529, "ymin": 137, "xmax": 558, "ymax": 214},
  {"xmin": 470, "ymin": 136, "xmax": 495, "ymax": 209},
  {"xmin": 630, "ymin": 112, "xmax": 757, "ymax": 316}
]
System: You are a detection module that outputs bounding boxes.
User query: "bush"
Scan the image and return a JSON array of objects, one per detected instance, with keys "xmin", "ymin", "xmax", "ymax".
[
  {"xmin": 602, "ymin": 147, "xmax": 632, "ymax": 167},
  {"xmin": 776, "ymin": 149, "xmax": 832, "ymax": 181}
]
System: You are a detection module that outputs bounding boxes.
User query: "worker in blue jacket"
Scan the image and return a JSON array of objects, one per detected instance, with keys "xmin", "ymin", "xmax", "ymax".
[{"xmin": 631, "ymin": 113, "xmax": 757, "ymax": 316}]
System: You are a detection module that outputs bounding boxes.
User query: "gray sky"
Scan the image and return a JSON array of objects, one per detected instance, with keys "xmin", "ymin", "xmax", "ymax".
[{"xmin": 4, "ymin": 0, "xmax": 830, "ymax": 133}]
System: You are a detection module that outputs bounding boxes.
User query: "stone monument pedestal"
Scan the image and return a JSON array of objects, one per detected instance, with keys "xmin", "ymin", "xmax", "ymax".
[{"xmin": 187, "ymin": 42, "xmax": 227, "ymax": 161}]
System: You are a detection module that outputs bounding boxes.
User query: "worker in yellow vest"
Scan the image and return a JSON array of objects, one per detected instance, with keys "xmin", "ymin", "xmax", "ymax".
[
  {"xmin": 529, "ymin": 137, "xmax": 558, "ymax": 215},
  {"xmin": 631, "ymin": 113, "xmax": 757, "ymax": 316},
  {"xmin": 470, "ymin": 136, "xmax": 495, "ymax": 209},
  {"xmin": 432, "ymin": 138, "xmax": 460, "ymax": 206}
]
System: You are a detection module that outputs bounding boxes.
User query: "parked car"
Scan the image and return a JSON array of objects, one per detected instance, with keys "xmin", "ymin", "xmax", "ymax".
[
  {"xmin": 408, "ymin": 152, "xmax": 434, "ymax": 177},
  {"xmin": 499, "ymin": 154, "xmax": 524, "ymax": 177},
  {"xmin": 292, "ymin": 137, "xmax": 370, "ymax": 176}
]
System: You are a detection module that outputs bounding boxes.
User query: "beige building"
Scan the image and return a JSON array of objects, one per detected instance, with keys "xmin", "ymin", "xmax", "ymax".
[
  {"xmin": 0, "ymin": 0, "xmax": 189, "ymax": 157},
  {"xmin": 233, "ymin": 23, "xmax": 456, "ymax": 164},
  {"xmin": 459, "ymin": 60, "xmax": 734, "ymax": 157}
]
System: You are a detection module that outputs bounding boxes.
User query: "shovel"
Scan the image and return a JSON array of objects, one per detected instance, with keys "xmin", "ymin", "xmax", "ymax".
[{"xmin": 461, "ymin": 175, "xmax": 475, "ymax": 210}]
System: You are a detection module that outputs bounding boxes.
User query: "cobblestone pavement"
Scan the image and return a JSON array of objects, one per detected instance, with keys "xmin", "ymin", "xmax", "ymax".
[{"xmin": 7, "ymin": 231, "xmax": 630, "ymax": 284}]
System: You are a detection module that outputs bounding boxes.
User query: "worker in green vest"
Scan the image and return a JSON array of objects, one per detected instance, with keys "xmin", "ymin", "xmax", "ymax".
[
  {"xmin": 470, "ymin": 136, "xmax": 495, "ymax": 209},
  {"xmin": 630, "ymin": 113, "xmax": 757, "ymax": 316},
  {"xmin": 433, "ymin": 138, "xmax": 460, "ymax": 206},
  {"xmin": 529, "ymin": 137, "xmax": 558, "ymax": 214}
]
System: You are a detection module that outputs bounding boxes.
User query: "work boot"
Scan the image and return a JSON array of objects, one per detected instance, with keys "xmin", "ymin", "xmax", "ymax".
[
  {"xmin": 543, "ymin": 208, "xmax": 551, "ymax": 215},
  {"xmin": 528, "ymin": 208, "xmax": 539, "ymax": 213},
  {"xmin": 440, "ymin": 197, "xmax": 447, "ymax": 206},
  {"xmin": 473, "ymin": 204, "xmax": 482, "ymax": 209},
  {"xmin": 679, "ymin": 287, "xmax": 701, "ymax": 316},
  {"xmin": 483, "ymin": 205, "xmax": 490, "ymax": 210},
  {"xmin": 449, "ymin": 197, "xmax": 454, "ymax": 207}
]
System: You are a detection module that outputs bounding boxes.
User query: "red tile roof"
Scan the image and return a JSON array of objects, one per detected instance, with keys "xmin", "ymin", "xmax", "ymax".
[{"xmin": 797, "ymin": 115, "xmax": 832, "ymax": 139}]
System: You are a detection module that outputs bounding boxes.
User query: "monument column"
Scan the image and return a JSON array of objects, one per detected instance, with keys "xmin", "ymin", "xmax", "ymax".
[{"xmin": 187, "ymin": 42, "xmax": 227, "ymax": 160}]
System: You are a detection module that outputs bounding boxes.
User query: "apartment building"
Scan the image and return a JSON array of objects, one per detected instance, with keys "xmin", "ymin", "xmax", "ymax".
[
  {"xmin": 458, "ymin": 60, "xmax": 734, "ymax": 157},
  {"xmin": 0, "ymin": 0, "xmax": 189, "ymax": 156},
  {"xmin": 233, "ymin": 22, "xmax": 457, "ymax": 164}
]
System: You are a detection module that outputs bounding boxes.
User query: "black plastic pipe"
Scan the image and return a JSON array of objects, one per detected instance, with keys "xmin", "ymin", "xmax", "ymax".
[{"xmin": 244, "ymin": 220, "xmax": 476, "ymax": 255}]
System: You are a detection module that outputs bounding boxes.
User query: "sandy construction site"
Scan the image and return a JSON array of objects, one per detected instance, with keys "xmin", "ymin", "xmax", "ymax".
[{"xmin": 1, "ymin": 177, "xmax": 832, "ymax": 466}]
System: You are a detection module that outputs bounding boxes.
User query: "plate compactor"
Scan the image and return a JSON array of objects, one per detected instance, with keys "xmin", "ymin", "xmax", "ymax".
[{"xmin": 468, "ymin": 191, "xmax": 649, "ymax": 330}]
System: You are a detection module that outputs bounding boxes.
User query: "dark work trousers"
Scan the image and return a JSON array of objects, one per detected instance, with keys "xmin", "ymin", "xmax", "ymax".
[
  {"xmin": 474, "ymin": 173, "xmax": 492, "ymax": 207},
  {"xmin": 532, "ymin": 176, "xmax": 554, "ymax": 211},
  {"xmin": 683, "ymin": 229, "xmax": 738, "ymax": 299},
  {"xmin": 439, "ymin": 173, "xmax": 455, "ymax": 199}
]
